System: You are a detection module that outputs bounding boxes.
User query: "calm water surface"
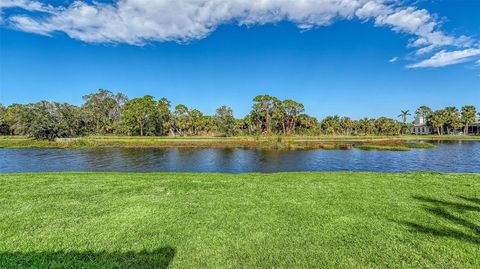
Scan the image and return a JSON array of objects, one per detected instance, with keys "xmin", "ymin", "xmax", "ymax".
[{"xmin": 1, "ymin": 141, "xmax": 479, "ymax": 173}]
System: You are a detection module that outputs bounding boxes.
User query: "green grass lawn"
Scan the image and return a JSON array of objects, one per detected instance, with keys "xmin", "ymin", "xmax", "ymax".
[{"xmin": 0, "ymin": 172, "xmax": 479, "ymax": 268}]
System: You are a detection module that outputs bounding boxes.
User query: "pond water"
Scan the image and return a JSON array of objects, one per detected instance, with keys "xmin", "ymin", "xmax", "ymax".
[{"xmin": 1, "ymin": 141, "xmax": 479, "ymax": 173}]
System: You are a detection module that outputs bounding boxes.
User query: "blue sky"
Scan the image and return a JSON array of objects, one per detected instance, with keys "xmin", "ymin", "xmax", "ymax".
[{"xmin": 0, "ymin": 0, "xmax": 479, "ymax": 119}]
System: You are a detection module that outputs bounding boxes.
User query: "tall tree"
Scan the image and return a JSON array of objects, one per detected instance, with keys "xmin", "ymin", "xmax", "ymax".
[
  {"xmin": 429, "ymin": 110, "xmax": 447, "ymax": 135},
  {"xmin": 398, "ymin": 110, "xmax": 411, "ymax": 124},
  {"xmin": 82, "ymin": 89, "xmax": 128, "ymax": 134},
  {"xmin": 156, "ymin": 97, "xmax": 172, "ymax": 135},
  {"xmin": 415, "ymin": 106, "xmax": 432, "ymax": 125},
  {"xmin": 357, "ymin": 118, "xmax": 376, "ymax": 135},
  {"xmin": 0, "ymin": 104, "xmax": 9, "ymax": 135},
  {"xmin": 444, "ymin": 107, "xmax": 461, "ymax": 134},
  {"xmin": 27, "ymin": 101, "xmax": 59, "ymax": 140},
  {"xmin": 340, "ymin": 117, "xmax": 353, "ymax": 136},
  {"xmin": 23, "ymin": 102, "xmax": 83, "ymax": 140},
  {"xmin": 296, "ymin": 114, "xmax": 320, "ymax": 135},
  {"xmin": 5, "ymin": 104, "xmax": 32, "ymax": 135},
  {"xmin": 122, "ymin": 95, "xmax": 158, "ymax": 136},
  {"xmin": 172, "ymin": 104, "xmax": 190, "ymax": 136},
  {"xmin": 188, "ymin": 109, "xmax": 203, "ymax": 135},
  {"xmin": 241, "ymin": 114, "xmax": 258, "ymax": 135},
  {"xmin": 321, "ymin": 116, "xmax": 341, "ymax": 135},
  {"xmin": 214, "ymin": 106, "xmax": 236, "ymax": 136},
  {"xmin": 55, "ymin": 103, "xmax": 85, "ymax": 137},
  {"xmin": 375, "ymin": 117, "xmax": 401, "ymax": 136},
  {"xmin": 461, "ymin": 105, "xmax": 477, "ymax": 135},
  {"xmin": 280, "ymin": 100, "xmax": 304, "ymax": 135},
  {"xmin": 201, "ymin": 115, "xmax": 216, "ymax": 136},
  {"xmin": 415, "ymin": 106, "xmax": 432, "ymax": 118},
  {"xmin": 251, "ymin": 95, "xmax": 280, "ymax": 134}
]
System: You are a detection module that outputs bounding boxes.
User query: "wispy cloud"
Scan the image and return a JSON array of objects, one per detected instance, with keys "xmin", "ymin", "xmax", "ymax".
[
  {"xmin": 389, "ymin": 57, "xmax": 398, "ymax": 63},
  {"xmin": 0, "ymin": 0, "xmax": 478, "ymax": 69},
  {"xmin": 407, "ymin": 49, "xmax": 480, "ymax": 68},
  {"xmin": 0, "ymin": 0, "xmax": 53, "ymax": 13}
]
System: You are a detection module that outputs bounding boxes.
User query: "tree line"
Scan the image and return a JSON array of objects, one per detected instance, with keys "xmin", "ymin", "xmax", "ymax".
[
  {"xmin": 0, "ymin": 89, "xmax": 478, "ymax": 140},
  {"xmin": 411, "ymin": 105, "xmax": 478, "ymax": 135}
]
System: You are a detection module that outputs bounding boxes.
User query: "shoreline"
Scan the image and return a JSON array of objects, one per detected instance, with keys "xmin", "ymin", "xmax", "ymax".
[{"xmin": 1, "ymin": 135, "xmax": 478, "ymax": 150}]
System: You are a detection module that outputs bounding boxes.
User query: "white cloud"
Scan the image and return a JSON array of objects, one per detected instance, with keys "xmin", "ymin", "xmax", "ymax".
[
  {"xmin": 407, "ymin": 49, "xmax": 480, "ymax": 68},
  {"xmin": 0, "ymin": 1, "xmax": 467, "ymax": 45},
  {"xmin": 0, "ymin": 0, "xmax": 51, "ymax": 12},
  {"xmin": 0, "ymin": 0, "xmax": 479, "ymax": 68},
  {"xmin": 3, "ymin": 0, "xmax": 369, "ymax": 44},
  {"xmin": 389, "ymin": 57, "xmax": 398, "ymax": 63}
]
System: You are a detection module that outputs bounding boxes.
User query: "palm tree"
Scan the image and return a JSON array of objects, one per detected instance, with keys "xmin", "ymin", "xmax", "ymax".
[
  {"xmin": 398, "ymin": 110, "xmax": 411, "ymax": 124},
  {"xmin": 340, "ymin": 117, "xmax": 353, "ymax": 136},
  {"xmin": 444, "ymin": 106, "xmax": 460, "ymax": 134},
  {"xmin": 430, "ymin": 110, "xmax": 446, "ymax": 135},
  {"xmin": 461, "ymin": 105, "xmax": 477, "ymax": 135}
]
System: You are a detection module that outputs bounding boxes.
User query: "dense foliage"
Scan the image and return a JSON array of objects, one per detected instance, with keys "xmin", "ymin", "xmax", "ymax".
[
  {"xmin": 0, "ymin": 89, "xmax": 478, "ymax": 139},
  {"xmin": 418, "ymin": 105, "xmax": 478, "ymax": 135}
]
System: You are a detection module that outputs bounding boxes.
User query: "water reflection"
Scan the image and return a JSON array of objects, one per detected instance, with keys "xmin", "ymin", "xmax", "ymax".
[{"xmin": 1, "ymin": 141, "xmax": 479, "ymax": 173}]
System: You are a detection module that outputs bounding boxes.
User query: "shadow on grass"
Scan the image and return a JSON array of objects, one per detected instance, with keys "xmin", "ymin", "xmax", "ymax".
[
  {"xmin": 413, "ymin": 196, "xmax": 480, "ymax": 212},
  {"xmin": 457, "ymin": 196, "xmax": 480, "ymax": 206},
  {"xmin": 397, "ymin": 196, "xmax": 480, "ymax": 244},
  {"xmin": 0, "ymin": 247, "xmax": 175, "ymax": 269}
]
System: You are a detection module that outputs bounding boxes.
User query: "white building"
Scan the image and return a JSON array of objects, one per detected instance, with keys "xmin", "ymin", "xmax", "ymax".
[
  {"xmin": 411, "ymin": 115, "xmax": 431, "ymax": 135},
  {"xmin": 411, "ymin": 115, "xmax": 480, "ymax": 135}
]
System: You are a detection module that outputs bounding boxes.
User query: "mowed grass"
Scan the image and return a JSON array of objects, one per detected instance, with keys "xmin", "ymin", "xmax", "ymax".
[{"xmin": 0, "ymin": 172, "xmax": 479, "ymax": 268}]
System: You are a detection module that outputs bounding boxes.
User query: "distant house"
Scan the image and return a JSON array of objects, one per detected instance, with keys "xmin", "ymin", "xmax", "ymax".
[
  {"xmin": 411, "ymin": 115, "xmax": 431, "ymax": 135},
  {"xmin": 467, "ymin": 121, "xmax": 480, "ymax": 135},
  {"xmin": 411, "ymin": 115, "xmax": 480, "ymax": 135}
]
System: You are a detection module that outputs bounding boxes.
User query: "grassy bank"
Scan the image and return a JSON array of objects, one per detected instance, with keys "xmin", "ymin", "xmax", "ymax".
[
  {"xmin": 0, "ymin": 172, "xmax": 479, "ymax": 268},
  {"xmin": 1, "ymin": 135, "xmax": 477, "ymax": 150},
  {"xmin": 354, "ymin": 141, "xmax": 437, "ymax": 151}
]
